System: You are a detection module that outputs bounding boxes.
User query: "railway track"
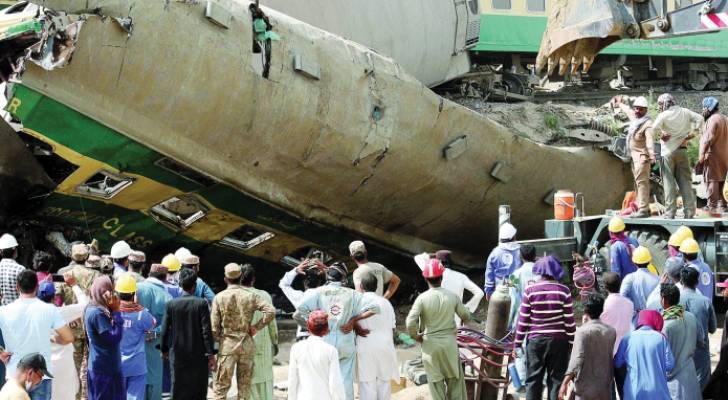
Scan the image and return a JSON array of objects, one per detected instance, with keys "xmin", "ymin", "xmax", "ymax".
[{"xmin": 533, "ymin": 88, "xmax": 724, "ymax": 105}]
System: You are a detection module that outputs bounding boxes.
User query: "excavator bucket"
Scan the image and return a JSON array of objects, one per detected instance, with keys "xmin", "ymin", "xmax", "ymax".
[{"xmin": 537, "ymin": 0, "xmax": 638, "ymax": 76}]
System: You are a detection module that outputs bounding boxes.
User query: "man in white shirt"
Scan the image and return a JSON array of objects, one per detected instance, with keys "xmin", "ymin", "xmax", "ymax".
[
  {"xmin": 278, "ymin": 259, "xmax": 326, "ymax": 340},
  {"xmin": 288, "ymin": 310, "xmax": 345, "ymax": 400},
  {"xmin": 650, "ymin": 93, "xmax": 702, "ymax": 219},
  {"xmin": 350, "ymin": 241, "xmax": 400, "ymax": 300},
  {"xmin": 0, "ymin": 270, "xmax": 74, "ymax": 400},
  {"xmin": 413, "ymin": 251, "xmax": 483, "ymax": 325},
  {"xmin": 356, "ymin": 275, "xmax": 399, "ymax": 400},
  {"xmin": 36, "ymin": 274, "xmax": 88, "ymax": 400}
]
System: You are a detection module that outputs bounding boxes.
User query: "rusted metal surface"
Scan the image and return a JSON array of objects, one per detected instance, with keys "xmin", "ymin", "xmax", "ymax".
[{"xmin": 16, "ymin": 0, "xmax": 632, "ymax": 266}]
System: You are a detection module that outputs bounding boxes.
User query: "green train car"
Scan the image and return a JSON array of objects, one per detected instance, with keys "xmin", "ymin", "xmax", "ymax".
[{"xmin": 473, "ymin": 0, "xmax": 728, "ymax": 89}]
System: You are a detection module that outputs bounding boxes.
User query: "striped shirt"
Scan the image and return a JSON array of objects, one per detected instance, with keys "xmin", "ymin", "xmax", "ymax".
[{"xmin": 515, "ymin": 280, "xmax": 576, "ymax": 345}]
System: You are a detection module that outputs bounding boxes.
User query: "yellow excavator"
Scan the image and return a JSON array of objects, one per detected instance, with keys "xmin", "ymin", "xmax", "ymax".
[{"xmin": 538, "ymin": 0, "xmax": 728, "ymax": 75}]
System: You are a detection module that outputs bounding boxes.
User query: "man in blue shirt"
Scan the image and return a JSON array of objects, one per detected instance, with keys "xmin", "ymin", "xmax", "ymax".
[
  {"xmin": 680, "ymin": 238, "xmax": 714, "ymax": 300},
  {"xmin": 484, "ymin": 223, "xmax": 521, "ymax": 301},
  {"xmin": 179, "ymin": 254, "xmax": 215, "ymax": 305},
  {"xmin": 116, "ymin": 274, "xmax": 156, "ymax": 400},
  {"xmin": 136, "ymin": 264, "xmax": 173, "ymax": 400},
  {"xmin": 621, "ymin": 246, "xmax": 660, "ymax": 323},
  {"xmin": 608, "ymin": 217, "xmax": 639, "ymax": 280},
  {"xmin": 615, "ymin": 309, "xmax": 675, "ymax": 400},
  {"xmin": 679, "ymin": 266, "xmax": 717, "ymax": 388}
]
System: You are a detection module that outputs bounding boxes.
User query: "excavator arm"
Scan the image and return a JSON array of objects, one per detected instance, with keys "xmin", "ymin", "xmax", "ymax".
[{"xmin": 538, "ymin": 0, "xmax": 728, "ymax": 75}]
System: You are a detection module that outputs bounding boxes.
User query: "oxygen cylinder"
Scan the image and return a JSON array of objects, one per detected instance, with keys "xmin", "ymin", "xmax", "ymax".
[{"xmin": 482, "ymin": 284, "xmax": 512, "ymax": 400}]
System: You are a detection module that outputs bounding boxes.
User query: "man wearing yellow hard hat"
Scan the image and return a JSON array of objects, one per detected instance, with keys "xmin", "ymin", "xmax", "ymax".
[
  {"xmin": 115, "ymin": 274, "xmax": 156, "ymax": 400},
  {"xmin": 608, "ymin": 217, "xmax": 640, "ymax": 280},
  {"xmin": 161, "ymin": 254, "xmax": 183, "ymax": 298},
  {"xmin": 620, "ymin": 246, "xmax": 660, "ymax": 322},
  {"xmin": 680, "ymin": 238, "xmax": 714, "ymax": 300}
]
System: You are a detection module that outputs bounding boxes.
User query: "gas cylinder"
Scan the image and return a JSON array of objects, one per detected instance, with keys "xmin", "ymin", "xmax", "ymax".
[
  {"xmin": 482, "ymin": 284, "xmax": 512, "ymax": 400},
  {"xmin": 554, "ymin": 189, "xmax": 575, "ymax": 220}
]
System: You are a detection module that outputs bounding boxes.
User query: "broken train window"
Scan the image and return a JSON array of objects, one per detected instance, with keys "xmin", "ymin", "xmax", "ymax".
[
  {"xmin": 155, "ymin": 157, "xmax": 217, "ymax": 187},
  {"xmin": 76, "ymin": 170, "xmax": 134, "ymax": 199},
  {"xmin": 219, "ymin": 225, "xmax": 275, "ymax": 251},
  {"xmin": 150, "ymin": 195, "xmax": 208, "ymax": 229}
]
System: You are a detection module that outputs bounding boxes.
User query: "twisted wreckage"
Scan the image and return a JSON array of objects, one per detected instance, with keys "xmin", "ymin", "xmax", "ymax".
[{"xmin": 0, "ymin": 0, "xmax": 631, "ymax": 289}]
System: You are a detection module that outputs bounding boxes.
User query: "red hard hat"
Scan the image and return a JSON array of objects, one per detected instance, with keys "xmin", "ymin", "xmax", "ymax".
[{"xmin": 422, "ymin": 258, "xmax": 444, "ymax": 278}]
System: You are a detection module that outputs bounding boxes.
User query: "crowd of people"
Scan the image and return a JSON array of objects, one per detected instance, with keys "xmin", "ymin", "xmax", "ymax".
[
  {"xmin": 614, "ymin": 93, "xmax": 728, "ymax": 218},
  {"xmin": 486, "ymin": 220, "xmax": 728, "ymax": 400},
  {"xmin": 0, "ymin": 213, "xmax": 726, "ymax": 400}
]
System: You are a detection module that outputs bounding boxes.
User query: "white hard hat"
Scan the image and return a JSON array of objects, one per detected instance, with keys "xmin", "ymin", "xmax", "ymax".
[
  {"xmin": 174, "ymin": 247, "xmax": 192, "ymax": 261},
  {"xmin": 499, "ymin": 223, "xmax": 517, "ymax": 240},
  {"xmin": 110, "ymin": 240, "xmax": 132, "ymax": 259},
  {"xmin": 0, "ymin": 234, "xmax": 18, "ymax": 250},
  {"xmin": 633, "ymin": 96, "xmax": 648, "ymax": 108}
]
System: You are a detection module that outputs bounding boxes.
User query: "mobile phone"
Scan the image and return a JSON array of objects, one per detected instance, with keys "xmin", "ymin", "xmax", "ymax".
[{"xmin": 51, "ymin": 274, "xmax": 65, "ymax": 283}]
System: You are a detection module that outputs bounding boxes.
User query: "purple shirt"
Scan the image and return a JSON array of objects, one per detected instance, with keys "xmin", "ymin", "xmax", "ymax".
[
  {"xmin": 600, "ymin": 293, "xmax": 635, "ymax": 355},
  {"xmin": 515, "ymin": 280, "xmax": 575, "ymax": 345}
]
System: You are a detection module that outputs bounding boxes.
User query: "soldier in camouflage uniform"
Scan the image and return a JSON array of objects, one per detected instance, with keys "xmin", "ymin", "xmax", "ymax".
[
  {"xmin": 211, "ymin": 263, "xmax": 276, "ymax": 400},
  {"xmin": 55, "ymin": 245, "xmax": 101, "ymax": 400}
]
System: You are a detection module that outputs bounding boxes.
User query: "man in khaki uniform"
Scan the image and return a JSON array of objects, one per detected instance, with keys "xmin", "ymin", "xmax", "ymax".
[
  {"xmin": 211, "ymin": 263, "xmax": 276, "ymax": 399},
  {"xmin": 614, "ymin": 96, "xmax": 655, "ymax": 218},
  {"xmin": 699, "ymin": 97, "xmax": 728, "ymax": 213},
  {"xmin": 55, "ymin": 244, "xmax": 101, "ymax": 400}
]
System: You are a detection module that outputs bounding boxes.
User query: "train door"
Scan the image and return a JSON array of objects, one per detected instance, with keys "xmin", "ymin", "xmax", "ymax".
[{"xmin": 453, "ymin": 0, "xmax": 481, "ymax": 53}]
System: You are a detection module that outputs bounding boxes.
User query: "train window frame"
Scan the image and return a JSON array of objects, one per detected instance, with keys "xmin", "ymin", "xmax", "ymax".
[
  {"xmin": 149, "ymin": 195, "xmax": 209, "ymax": 230},
  {"xmin": 467, "ymin": 0, "xmax": 478, "ymax": 14},
  {"xmin": 219, "ymin": 225, "xmax": 275, "ymax": 251},
  {"xmin": 76, "ymin": 170, "xmax": 135, "ymax": 200},
  {"xmin": 491, "ymin": 0, "xmax": 511, "ymax": 10},
  {"xmin": 527, "ymin": 0, "xmax": 546, "ymax": 13}
]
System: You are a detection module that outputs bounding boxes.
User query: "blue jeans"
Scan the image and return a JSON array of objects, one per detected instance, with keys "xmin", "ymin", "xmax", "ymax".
[{"xmin": 28, "ymin": 379, "xmax": 52, "ymax": 400}]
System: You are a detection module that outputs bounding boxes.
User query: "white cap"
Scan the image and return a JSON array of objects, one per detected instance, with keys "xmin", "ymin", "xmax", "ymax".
[
  {"xmin": 174, "ymin": 247, "xmax": 192, "ymax": 261},
  {"xmin": 349, "ymin": 240, "xmax": 366, "ymax": 256},
  {"xmin": 499, "ymin": 223, "xmax": 517, "ymax": 240},
  {"xmin": 0, "ymin": 234, "xmax": 18, "ymax": 250},
  {"xmin": 633, "ymin": 96, "xmax": 648, "ymax": 108},
  {"xmin": 110, "ymin": 240, "xmax": 132, "ymax": 259}
]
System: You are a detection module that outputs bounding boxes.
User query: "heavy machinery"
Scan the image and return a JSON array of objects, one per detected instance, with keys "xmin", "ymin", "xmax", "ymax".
[
  {"xmin": 519, "ymin": 207, "xmax": 728, "ymax": 298},
  {"xmin": 538, "ymin": 0, "xmax": 728, "ymax": 76}
]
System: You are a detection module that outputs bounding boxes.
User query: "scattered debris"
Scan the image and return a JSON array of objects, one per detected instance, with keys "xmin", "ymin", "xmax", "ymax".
[{"xmin": 0, "ymin": 3, "xmax": 85, "ymax": 82}]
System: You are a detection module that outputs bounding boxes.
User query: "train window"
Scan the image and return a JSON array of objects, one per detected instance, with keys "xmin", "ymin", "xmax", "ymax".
[
  {"xmin": 76, "ymin": 170, "xmax": 134, "ymax": 200},
  {"xmin": 219, "ymin": 225, "xmax": 275, "ymax": 251},
  {"xmin": 468, "ymin": 0, "xmax": 478, "ymax": 14},
  {"xmin": 492, "ymin": 0, "xmax": 511, "ymax": 10},
  {"xmin": 527, "ymin": 0, "xmax": 546, "ymax": 12},
  {"xmin": 150, "ymin": 195, "xmax": 208, "ymax": 230}
]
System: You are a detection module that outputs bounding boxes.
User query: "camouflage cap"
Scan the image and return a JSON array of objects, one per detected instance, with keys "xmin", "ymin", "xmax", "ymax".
[
  {"xmin": 100, "ymin": 255, "xmax": 114, "ymax": 272},
  {"xmin": 71, "ymin": 243, "xmax": 90, "ymax": 262},
  {"xmin": 149, "ymin": 263, "xmax": 168, "ymax": 274},
  {"xmin": 224, "ymin": 263, "xmax": 242, "ymax": 279},
  {"xmin": 128, "ymin": 250, "xmax": 146, "ymax": 263},
  {"xmin": 85, "ymin": 255, "xmax": 102, "ymax": 270}
]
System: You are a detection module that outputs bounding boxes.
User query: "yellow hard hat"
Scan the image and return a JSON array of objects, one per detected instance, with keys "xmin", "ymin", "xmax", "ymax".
[
  {"xmin": 632, "ymin": 246, "xmax": 652, "ymax": 264},
  {"xmin": 162, "ymin": 254, "xmax": 181, "ymax": 272},
  {"xmin": 668, "ymin": 226, "xmax": 694, "ymax": 247},
  {"xmin": 115, "ymin": 273, "xmax": 137, "ymax": 294},
  {"xmin": 679, "ymin": 238, "xmax": 700, "ymax": 254},
  {"xmin": 608, "ymin": 216, "xmax": 625, "ymax": 233}
]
